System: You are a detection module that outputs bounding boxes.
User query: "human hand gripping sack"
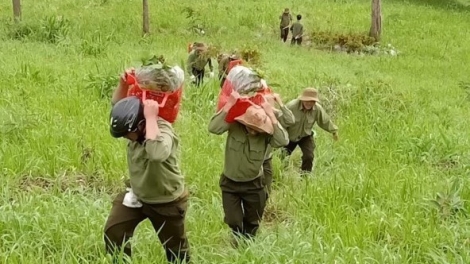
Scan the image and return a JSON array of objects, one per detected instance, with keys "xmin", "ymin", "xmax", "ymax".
[
  {"xmin": 143, "ymin": 100, "xmax": 160, "ymax": 140},
  {"xmin": 143, "ymin": 100, "xmax": 159, "ymax": 118},
  {"xmin": 261, "ymin": 100, "xmax": 278, "ymax": 125}
]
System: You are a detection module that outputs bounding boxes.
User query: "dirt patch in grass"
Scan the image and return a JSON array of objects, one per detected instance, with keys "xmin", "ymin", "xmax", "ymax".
[
  {"xmin": 433, "ymin": 156, "xmax": 460, "ymax": 171},
  {"xmin": 17, "ymin": 173, "xmax": 121, "ymax": 195},
  {"xmin": 263, "ymin": 202, "xmax": 293, "ymax": 226}
]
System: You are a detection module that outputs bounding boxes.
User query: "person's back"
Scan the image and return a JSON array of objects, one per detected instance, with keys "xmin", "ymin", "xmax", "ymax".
[
  {"xmin": 291, "ymin": 21, "xmax": 303, "ymax": 38},
  {"xmin": 127, "ymin": 118, "xmax": 185, "ymax": 204},
  {"xmin": 290, "ymin": 14, "xmax": 304, "ymax": 45}
]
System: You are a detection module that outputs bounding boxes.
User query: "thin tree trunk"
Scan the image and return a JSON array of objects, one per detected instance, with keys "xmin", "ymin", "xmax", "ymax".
[
  {"xmin": 12, "ymin": 0, "xmax": 21, "ymax": 23},
  {"xmin": 369, "ymin": 0, "xmax": 382, "ymax": 41},
  {"xmin": 142, "ymin": 0, "xmax": 149, "ymax": 35}
]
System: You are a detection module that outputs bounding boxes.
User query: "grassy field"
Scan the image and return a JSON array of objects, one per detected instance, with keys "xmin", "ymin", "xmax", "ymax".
[{"xmin": 1, "ymin": 0, "xmax": 470, "ymax": 263}]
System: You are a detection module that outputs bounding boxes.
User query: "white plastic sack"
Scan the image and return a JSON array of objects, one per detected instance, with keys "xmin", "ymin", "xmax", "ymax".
[
  {"xmin": 135, "ymin": 65, "xmax": 184, "ymax": 92},
  {"xmin": 226, "ymin": 65, "xmax": 267, "ymax": 94}
]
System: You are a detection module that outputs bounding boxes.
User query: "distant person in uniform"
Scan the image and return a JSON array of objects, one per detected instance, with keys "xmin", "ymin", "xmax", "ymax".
[
  {"xmin": 217, "ymin": 51, "xmax": 240, "ymax": 88},
  {"xmin": 186, "ymin": 42, "xmax": 214, "ymax": 87},
  {"xmin": 279, "ymin": 8, "xmax": 292, "ymax": 43},
  {"xmin": 290, "ymin": 14, "xmax": 304, "ymax": 46}
]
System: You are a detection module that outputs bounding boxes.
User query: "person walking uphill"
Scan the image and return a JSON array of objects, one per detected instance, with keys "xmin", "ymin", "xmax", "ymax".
[
  {"xmin": 290, "ymin": 14, "xmax": 304, "ymax": 46},
  {"xmin": 208, "ymin": 91, "xmax": 289, "ymax": 242},
  {"xmin": 104, "ymin": 96, "xmax": 191, "ymax": 263},
  {"xmin": 283, "ymin": 88, "xmax": 339, "ymax": 175},
  {"xmin": 279, "ymin": 8, "xmax": 293, "ymax": 42},
  {"xmin": 186, "ymin": 42, "xmax": 214, "ymax": 87}
]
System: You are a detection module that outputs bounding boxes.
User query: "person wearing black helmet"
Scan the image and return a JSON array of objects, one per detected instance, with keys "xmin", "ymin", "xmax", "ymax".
[{"xmin": 103, "ymin": 96, "xmax": 191, "ymax": 263}]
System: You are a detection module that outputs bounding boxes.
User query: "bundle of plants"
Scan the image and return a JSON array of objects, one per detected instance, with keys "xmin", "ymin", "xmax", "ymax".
[{"xmin": 134, "ymin": 63, "xmax": 184, "ymax": 92}]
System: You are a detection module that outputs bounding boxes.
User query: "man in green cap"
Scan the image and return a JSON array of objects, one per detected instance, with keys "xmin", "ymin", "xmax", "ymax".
[
  {"xmin": 282, "ymin": 87, "xmax": 339, "ymax": 174},
  {"xmin": 279, "ymin": 8, "xmax": 293, "ymax": 43}
]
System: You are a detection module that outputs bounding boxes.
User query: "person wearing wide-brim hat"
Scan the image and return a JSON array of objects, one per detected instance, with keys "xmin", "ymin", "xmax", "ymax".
[
  {"xmin": 186, "ymin": 42, "xmax": 214, "ymax": 87},
  {"xmin": 281, "ymin": 87, "xmax": 339, "ymax": 175},
  {"xmin": 208, "ymin": 91, "xmax": 289, "ymax": 244},
  {"xmin": 279, "ymin": 8, "xmax": 293, "ymax": 43}
]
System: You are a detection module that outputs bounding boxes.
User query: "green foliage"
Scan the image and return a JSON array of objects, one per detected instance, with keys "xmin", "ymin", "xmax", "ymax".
[
  {"xmin": 240, "ymin": 45, "xmax": 262, "ymax": 67},
  {"xmin": 141, "ymin": 55, "xmax": 166, "ymax": 66},
  {"xmin": 182, "ymin": 7, "xmax": 206, "ymax": 35},
  {"xmin": 85, "ymin": 72, "xmax": 119, "ymax": 100},
  {"xmin": 7, "ymin": 15, "xmax": 70, "ymax": 43},
  {"xmin": 310, "ymin": 30, "xmax": 378, "ymax": 53},
  {"xmin": 430, "ymin": 177, "xmax": 467, "ymax": 220},
  {"xmin": 459, "ymin": 81, "xmax": 470, "ymax": 100}
]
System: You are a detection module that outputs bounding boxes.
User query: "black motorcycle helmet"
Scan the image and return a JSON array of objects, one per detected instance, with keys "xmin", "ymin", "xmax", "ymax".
[{"xmin": 109, "ymin": 96, "xmax": 145, "ymax": 138}]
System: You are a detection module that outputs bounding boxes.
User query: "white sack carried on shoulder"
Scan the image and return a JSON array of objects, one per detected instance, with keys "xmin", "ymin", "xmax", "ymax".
[
  {"xmin": 226, "ymin": 65, "xmax": 267, "ymax": 94},
  {"xmin": 135, "ymin": 65, "xmax": 184, "ymax": 92}
]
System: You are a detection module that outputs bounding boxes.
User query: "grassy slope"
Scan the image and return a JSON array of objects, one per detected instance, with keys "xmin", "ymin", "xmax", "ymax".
[{"xmin": 1, "ymin": 0, "xmax": 469, "ymax": 263}]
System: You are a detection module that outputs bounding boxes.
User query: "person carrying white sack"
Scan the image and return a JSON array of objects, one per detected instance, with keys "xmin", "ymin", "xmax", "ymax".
[{"xmin": 103, "ymin": 64, "xmax": 191, "ymax": 264}]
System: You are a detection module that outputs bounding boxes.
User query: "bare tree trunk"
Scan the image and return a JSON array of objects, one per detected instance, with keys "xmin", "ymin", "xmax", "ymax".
[
  {"xmin": 12, "ymin": 0, "xmax": 21, "ymax": 23},
  {"xmin": 142, "ymin": 0, "xmax": 149, "ymax": 35},
  {"xmin": 369, "ymin": 0, "xmax": 382, "ymax": 41}
]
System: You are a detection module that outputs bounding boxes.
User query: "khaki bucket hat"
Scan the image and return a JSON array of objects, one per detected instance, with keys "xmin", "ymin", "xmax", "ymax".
[
  {"xmin": 235, "ymin": 105, "xmax": 274, "ymax": 135},
  {"xmin": 298, "ymin": 87, "xmax": 320, "ymax": 102}
]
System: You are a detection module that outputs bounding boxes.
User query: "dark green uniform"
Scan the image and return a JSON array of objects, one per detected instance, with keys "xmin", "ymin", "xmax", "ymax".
[
  {"xmin": 104, "ymin": 118, "xmax": 190, "ymax": 263},
  {"xmin": 208, "ymin": 110, "xmax": 289, "ymax": 238},
  {"xmin": 282, "ymin": 99, "xmax": 338, "ymax": 172},
  {"xmin": 187, "ymin": 49, "xmax": 213, "ymax": 87},
  {"xmin": 290, "ymin": 21, "xmax": 304, "ymax": 45}
]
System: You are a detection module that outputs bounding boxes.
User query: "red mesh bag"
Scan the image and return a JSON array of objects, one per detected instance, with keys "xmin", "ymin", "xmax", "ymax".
[
  {"xmin": 227, "ymin": 59, "xmax": 243, "ymax": 73},
  {"xmin": 124, "ymin": 69, "xmax": 183, "ymax": 124}
]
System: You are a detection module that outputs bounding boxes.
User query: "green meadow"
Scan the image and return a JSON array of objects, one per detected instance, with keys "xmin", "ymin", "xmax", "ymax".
[{"xmin": 1, "ymin": 0, "xmax": 470, "ymax": 263}]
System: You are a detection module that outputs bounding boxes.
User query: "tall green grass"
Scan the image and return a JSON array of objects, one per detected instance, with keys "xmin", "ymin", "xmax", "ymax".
[{"xmin": 1, "ymin": 0, "xmax": 469, "ymax": 263}]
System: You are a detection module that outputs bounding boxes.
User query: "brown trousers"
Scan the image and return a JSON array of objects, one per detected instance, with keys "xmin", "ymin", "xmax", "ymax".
[
  {"xmin": 103, "ymin": 190, "xmax": 190, "ymax": 263},
  {"xmin": 283, "ymin": 135, "xmax": 316, "ymax": 172},
  {"xmin": 262, "ymin": 158, "xmax": 273, "ymax": 197},
  {"xmin": 219, "ymin": 174, "xmax": 267, "ymax": 238}
]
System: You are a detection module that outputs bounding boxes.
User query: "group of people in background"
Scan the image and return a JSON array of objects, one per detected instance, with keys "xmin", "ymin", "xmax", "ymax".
[
  {"xmin": 186, "ymin": 8, "xmax": 304, "ymax": 88},
  {"xmin": 103, "ymin": 8, "xmax": 334, "ymax": 264},
  {"xmin": 279, "ymin": 8, "xmax": 304, "ymax": 45}
]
